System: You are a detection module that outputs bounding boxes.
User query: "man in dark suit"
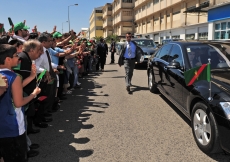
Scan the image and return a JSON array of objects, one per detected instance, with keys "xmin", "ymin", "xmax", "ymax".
[
  {"xmin": 110, "ymin": 38, "xmax": 116, "ymax": 64},
  {"xmin": 96, "ymin": 38, "xmax": 108, "ymax": 71},
  {"xmin": 118, "ymin": 32, "xmax": 143, "ymax": 93}
]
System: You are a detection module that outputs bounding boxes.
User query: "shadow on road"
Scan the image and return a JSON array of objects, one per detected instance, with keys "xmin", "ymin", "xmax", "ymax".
[
  {"xmin": 30, "ymin": 72, "xmax": 109, "ymax": 162},
  {"xmin": 131, "ymin": 85, "xmax": 149, "ymax": 93}
]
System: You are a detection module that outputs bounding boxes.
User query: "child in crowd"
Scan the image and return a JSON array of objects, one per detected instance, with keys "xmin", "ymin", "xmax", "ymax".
[{"xmin": 0, "ymin": 44, "xmax": 40, "ymax": 162}]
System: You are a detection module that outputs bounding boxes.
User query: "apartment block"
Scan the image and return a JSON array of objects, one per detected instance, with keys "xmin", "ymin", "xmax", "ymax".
[
  {"xmin": 102, "ymin": 3, "xmax": 113, "ymax": 38},
  {"xmin": 100, "ymin": 0, "xmax": 229, "ymax": 41},
  {"xmin": 89, "ymin": 6, "xmax": 104, "ymax": 39},
  {"xmin": 134, "ymin": 0, "xmax": 210, "ymax": 42},
  {"xmin": 112, "ymin": 0, "xmax": 135, "ymax": 38}
]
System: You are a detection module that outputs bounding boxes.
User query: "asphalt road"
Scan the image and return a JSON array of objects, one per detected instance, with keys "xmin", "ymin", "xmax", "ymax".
[{"xmin": 30, "ymin": 54, "xmax": 230, "ymax": 162}]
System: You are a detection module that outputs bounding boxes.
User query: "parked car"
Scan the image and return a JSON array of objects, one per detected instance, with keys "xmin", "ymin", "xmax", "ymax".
[
  {"xmin": 132, "ymin": 38, "xmax": 158, "ymax": 65},
  {"xmin": 162, "ymin": 39, "xmax": 183, "ymax": 45},
  {"xmin": 115, "ymin": 42, "xmax": 126, "ymax": 56},
  {"xmin": 147, "ymin": 41, "xmax": 230, "ymax": 154}
]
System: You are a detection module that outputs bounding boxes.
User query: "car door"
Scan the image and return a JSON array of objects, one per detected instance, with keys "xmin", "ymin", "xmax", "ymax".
[
  {"xmin": 152, "ymin": 44, "xmax": 173, "ymax": 93},
  {"xmin": 164, "ymin": 44, "xmax": 187, "ymax": 109}
]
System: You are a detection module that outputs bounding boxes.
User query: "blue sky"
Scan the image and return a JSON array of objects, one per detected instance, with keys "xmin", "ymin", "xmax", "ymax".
[{"xmin": 0, "ymin": 0, "xmax": 111, "ymax": 33}]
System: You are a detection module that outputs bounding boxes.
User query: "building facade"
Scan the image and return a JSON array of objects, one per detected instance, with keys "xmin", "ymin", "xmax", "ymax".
[
  {"xmin": 89, "ymin": 6, "xmax": 104, "ymax": 39},
  {"xmin": 100, "ymin": 0, "xmax": 229, "ymax": 42},
  {"xmin": 207, "ymin": 1, "xmax": 230, "ymax": 40},
  {"xmin": 102, "ymin": 3, "xmax": 113, "ymax": 38},
  {"xmin": 134, "ymin": 0, "xmax": 210, "ymax": 43},
  {"xmin": 112, "ymin": 0, "xmax": 135, "ymax": 38}
]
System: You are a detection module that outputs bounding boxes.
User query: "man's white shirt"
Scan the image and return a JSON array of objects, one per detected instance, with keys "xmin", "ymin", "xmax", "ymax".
[{"xmin": 35, "ymin": 47, "xmax": 58, "ymax": 73}]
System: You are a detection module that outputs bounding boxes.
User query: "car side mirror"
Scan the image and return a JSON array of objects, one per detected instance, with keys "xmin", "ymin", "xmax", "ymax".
[{"xmin": 166, "ymin": 60, "xmax": 180, "ymax": 69}]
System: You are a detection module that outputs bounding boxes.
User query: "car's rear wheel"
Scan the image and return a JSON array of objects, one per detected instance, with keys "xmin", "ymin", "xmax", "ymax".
[
  {"xmin": 191, "ymin": 102, "xmax": 221, "ymax": 154},
  {"xmin": 148, "ymin": 69, "xmax": 158, "ymax": 93}
]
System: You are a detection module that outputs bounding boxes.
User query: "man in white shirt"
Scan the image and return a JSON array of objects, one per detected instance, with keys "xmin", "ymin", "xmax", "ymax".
[{"xmin": 35, "ymin": 33, "xmax": 58, "ymax": 123}]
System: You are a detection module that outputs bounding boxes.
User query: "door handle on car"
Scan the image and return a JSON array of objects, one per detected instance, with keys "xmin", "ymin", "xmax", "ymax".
[{"xmin": 164, "ymin": 66, "xmax": 168, "ymax": 71}]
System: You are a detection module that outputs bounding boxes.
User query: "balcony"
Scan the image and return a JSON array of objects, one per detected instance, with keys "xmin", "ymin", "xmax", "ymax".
[
  {"xmin": 103, "ymin": 20, "xmax": 113, "ymax": 28},
  {"xmin": 103, "ymin": 10, "xmax": 112, "ymax": 18}
]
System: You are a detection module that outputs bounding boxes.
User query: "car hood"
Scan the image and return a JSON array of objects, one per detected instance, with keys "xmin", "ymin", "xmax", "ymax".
[
  {"xmin": 211, "ymin": 69, "xmax": 230, "ymax": 95},
  {"xmin": 140, "ymin": 46, "xmax": 156, "ymax": 53}
]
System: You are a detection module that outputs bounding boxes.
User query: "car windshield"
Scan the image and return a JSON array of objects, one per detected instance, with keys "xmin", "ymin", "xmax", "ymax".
[
  {"xmin": 133, "ymin": 40, "xmax": 156, "ymax": 47},
  {"xmin": 186, "ymin": 44, "xmax": 230, "ymax": 69}
]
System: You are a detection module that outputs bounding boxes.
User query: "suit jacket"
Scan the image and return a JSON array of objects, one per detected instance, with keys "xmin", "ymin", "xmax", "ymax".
[
  {"xmin": 97, "ymin": 43, "xmax": 108, "ymax": 58},
  {"xmin": 118, "ymin": 41, "xmax": 143, "ymax": 66}
]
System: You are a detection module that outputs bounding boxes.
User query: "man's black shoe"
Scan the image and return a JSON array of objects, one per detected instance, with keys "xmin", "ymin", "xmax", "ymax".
[
  {"xmin": 29, "ymin": 144, "xmax": 40, "ymax": 150},
  {"xmin": 67, "ymin": 86, "xmax": 73, "ymax": 90},
  {"xmin": 126, "ymin": 86, "xmax": 130, "ymax": 92},
  {"xmin": 42, "ymin": 118, "xmax": 53, "ymax": 123},
  {"xmin": 34, "ymin": 122, "xmax": 48, "ymax": 128},
  {"xmin": 44, "ymin": 113, "xmax": 52, "ymax": 117},
  {"xmin": 74, "ymin": 85, "xmax": 81, "ymax": 89},
  {"xmin": 27, "ymin": 150, "xmax": 39, "ymax": 158},
  {"xmin": 59, "ymin": 96, "xmax": 67, "ymax": 100},
  {"xmin": 27, "ymin": 128, "xmax": 40, "ymax": 135}
]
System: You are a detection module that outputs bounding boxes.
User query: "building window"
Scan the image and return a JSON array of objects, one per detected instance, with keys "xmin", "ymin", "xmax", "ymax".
[
  {"xmin": 95, "ymin": 10, "xmax": 102, "ymax": 13},
  {"xmin": 96, "ymin": 16, "xmax": 103, "ymax": 21},
  {"xmin": 108, "ymin": 7, "xmax": 112, "ymax": 11},
  {"xmin": 199, "ymin": 32, "xmax": 208, "ymax": 40},
  {"xmin": 186, "ymin": 34, "xmax": 195, "ymax": 40},
  {"xmin": 122, "ymin": 0, "xmax": 133, "ymax": 3},
  {"xmin": 172, "ymin": 35, "xmax": 180, "ymax": 39},
  {"xmin": 154, "ymin": 0, "xmax": 159, "ymax": 4},
  {"xmin": 123, "ymin": 11, "xmax": 133, "ymax": 16},
  {"xmin": 214, "ymin": 21, "xmax": 230, "ymax": 39},
  {"xmin": 173, "ymin": 11, "xmax": 180, "ymax": 15},
  {"xmin": 96, "ymin": 26, "xmax": 103, "ymax": 30}
]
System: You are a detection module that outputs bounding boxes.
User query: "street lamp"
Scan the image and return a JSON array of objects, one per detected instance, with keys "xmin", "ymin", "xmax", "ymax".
[
  {"xmin": 62, "ymin": 21, "xmax": 68, "ymax": 34},
  {"xmin": 68, "ymin": 4, "xmax": 78, "ymax": 31}
]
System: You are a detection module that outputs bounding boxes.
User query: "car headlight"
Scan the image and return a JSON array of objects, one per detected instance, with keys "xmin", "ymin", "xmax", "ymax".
[{"xmin": 219, "ymin": 102, "xmax": 230, "ymax": 119}]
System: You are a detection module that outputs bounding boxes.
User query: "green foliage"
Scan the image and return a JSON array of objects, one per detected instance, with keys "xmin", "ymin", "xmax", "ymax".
[
  {"xmin": 92, "ymin": 36, "xmax": 103, "ymax": 43},
  {"xmin": 105, "ymin": 34, "xmax": 120, "ymax": 43}
]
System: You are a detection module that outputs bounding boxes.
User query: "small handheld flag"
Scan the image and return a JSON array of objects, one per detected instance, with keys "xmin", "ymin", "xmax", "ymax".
[
  {"xmin": 37, "ymin": 69, "xmax": 46, "ymax": 82},
  {"xmin": 12, "ymin": 61, "xmax": 21, "ymax": 71},
  {"xmin": 8, "ymin": 17, "xmax": 14, "ymax": 34}
]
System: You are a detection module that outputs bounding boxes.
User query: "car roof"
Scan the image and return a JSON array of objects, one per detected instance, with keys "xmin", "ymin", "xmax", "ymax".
[
  {"xmin": 168, "ymin": 41, "xmax": 205, "ymax": 46},
  {"xmin": 132, "ymin": 38, "xmax": 153, "ymax": 41}
]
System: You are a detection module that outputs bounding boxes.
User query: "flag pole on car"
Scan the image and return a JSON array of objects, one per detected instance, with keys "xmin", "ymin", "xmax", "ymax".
[
  {"xmin": 184, "ymin": 58, "xmax": 212, "ymax": 101},
  {"xmin": 207, "ymin": 58, "xmax": 213, "ymax": 102}
]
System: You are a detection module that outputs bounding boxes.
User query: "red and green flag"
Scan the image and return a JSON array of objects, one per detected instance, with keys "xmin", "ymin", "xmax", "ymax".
[{"xmin": 184, "ymin": 64, "xmax": 211, "ymax": 86}]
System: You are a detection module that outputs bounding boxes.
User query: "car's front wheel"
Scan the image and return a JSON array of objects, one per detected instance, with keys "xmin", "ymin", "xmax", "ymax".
[
  {"xmin": 148, "ymin": 69, "xmax": 158, "ymax": 93},
  {"xmin": 191, "ymin": 102, "xmax": 221, "ymax": 154}
]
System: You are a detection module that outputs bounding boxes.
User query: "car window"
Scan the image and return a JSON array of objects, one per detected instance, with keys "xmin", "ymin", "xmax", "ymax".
[
  {"xmin": 133, "ymin": 40, "xmax": 156, "ymax": 47},
  {"xmin": 158, "ymin": 44, "xmax": 173, "ymax": 62},
  {"xmin": 186, "ymin": 44, "xmax": 230, "ymax": 69},
  {"xmin": 169, "ymin": 44, "xmax": 184, "ymax": 66},
  {"xmin": 154, "ymin": 49, "xmax": 162, "ymax": 58}
]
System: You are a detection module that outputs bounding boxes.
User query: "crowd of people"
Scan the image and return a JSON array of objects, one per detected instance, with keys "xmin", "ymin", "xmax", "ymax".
[{"xmin": 0, "ymin": 22, "xmax": 111, "ymax": 162}]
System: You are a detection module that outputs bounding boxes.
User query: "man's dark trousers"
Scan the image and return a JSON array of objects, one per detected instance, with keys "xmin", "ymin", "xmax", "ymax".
[
  {"xmin": 124, "ymin": 59, "xmax": 136, "ymax": 87},
  {"xmin": 111, "ymin": 52, "xmax": 115, "ymax": 63}
]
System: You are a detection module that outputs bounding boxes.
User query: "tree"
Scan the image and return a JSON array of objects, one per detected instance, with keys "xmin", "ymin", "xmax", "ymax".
[
  {"xmin": 105, "ymin": 34, "xmax": 120, "ymax": 43},
  {"xmin": 92, "ymin": 36, "xmax": 103, "ymax": 43}
]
